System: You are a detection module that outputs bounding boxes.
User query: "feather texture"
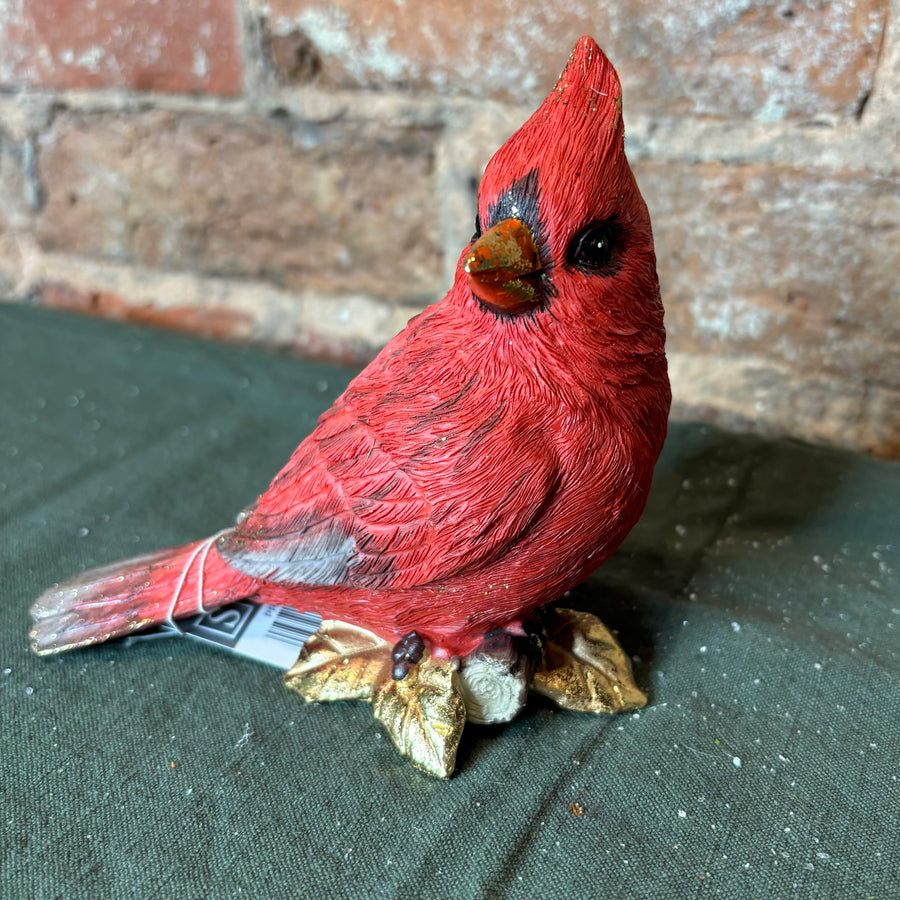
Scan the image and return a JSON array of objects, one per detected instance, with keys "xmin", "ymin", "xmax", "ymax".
[{"xmin": 30, "ymin": 37, "xmax": 671, "ymax": 659}]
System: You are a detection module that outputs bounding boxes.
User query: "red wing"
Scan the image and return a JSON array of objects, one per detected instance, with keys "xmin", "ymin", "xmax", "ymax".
[{"xmin": 218, "ymin": 397, "xmax": 561, "ymax": 591}]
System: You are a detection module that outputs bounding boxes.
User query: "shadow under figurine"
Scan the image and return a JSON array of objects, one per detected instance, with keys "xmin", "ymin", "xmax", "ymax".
[{"xmin": 29, "ymin": 36, "xmax": 670, "ymax": 779}]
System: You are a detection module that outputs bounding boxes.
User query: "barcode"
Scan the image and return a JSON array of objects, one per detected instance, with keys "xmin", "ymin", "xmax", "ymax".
[
  {"xmin": 121, "ymin": 602, "xmax": 322, "ymax": 669},
  {"xmin": 265, "ymin": 606, "xmax": 322, "ymax": 648}
]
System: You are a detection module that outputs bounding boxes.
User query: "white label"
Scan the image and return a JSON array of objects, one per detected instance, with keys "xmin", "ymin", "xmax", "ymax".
[{"xmin": 122, "ymin": 603, "xmax": 321, "ymax": 669}]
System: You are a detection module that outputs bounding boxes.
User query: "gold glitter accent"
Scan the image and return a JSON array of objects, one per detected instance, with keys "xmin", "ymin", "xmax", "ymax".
[
  {"xmin": 372, "ymin": 653, "xmax": 466, "ymax": 780},
  {"xmin": 531, "ymin": 608, "xmax": 647, "ymax": 713},
  {"xmin": 284, "ymin": 608, "xmax": 644, "ymax": 777},
  {"xmin": 464, "ymin": 218, "xmax": 542, "ymax": 309},
  {"xmin": 283, "ymin": 619, "xmax": 392, "ymax": 702},
  {"xmin": 284, "ymin": 621, "xmax": 465, "ymax": 778},
  {"xmin": 611, "ymin": 93, "xmax": 623, "ymax": 130},
  {"xmin": 463, "ymin": 218, "xmax": 540, "ymax": 279}
]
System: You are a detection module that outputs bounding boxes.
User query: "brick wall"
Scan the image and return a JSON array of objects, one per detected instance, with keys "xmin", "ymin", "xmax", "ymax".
[{"xmin": 1, "ymin": 1, "xmax": 898, "ymax": 457}]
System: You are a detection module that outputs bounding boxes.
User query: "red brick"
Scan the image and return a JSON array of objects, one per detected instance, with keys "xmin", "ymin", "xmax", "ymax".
[
  {"xmin": 255, "ymin": 0, "xmax": 886, "ymax": 118},
  {"xmin": 0, "ymin": 0, "xmax": 242, "ymax": 96},
  {"xmin": 262, "ymin": 20, "xmax": 322, "ymax": 85},
  {"xmin": 35, "ymin": 110, "xmax": 441, "ymax": 304},
  {"xmin": 636, "ymin": 161, "xmax": 900, "ymax": 388},
  {"xmin": 40, "ymin": 281, "xmax": 255, "ymax": 343}
]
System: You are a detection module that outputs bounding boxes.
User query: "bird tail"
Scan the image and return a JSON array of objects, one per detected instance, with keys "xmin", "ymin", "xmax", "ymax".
[{"xmin": 29, "ymin": 530, "xmax": 256, "ymax": 656}]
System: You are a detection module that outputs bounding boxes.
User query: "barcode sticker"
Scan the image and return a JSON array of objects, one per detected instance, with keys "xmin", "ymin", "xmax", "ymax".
[{"xmin": 122, "ymin": 603, "xmax": 321, "ymax": 669}]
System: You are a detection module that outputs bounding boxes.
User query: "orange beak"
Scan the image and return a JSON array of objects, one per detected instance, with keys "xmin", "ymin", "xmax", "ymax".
[{"xmin": 464, "ymin": 218, "xmax": 544, "ymax": 313}]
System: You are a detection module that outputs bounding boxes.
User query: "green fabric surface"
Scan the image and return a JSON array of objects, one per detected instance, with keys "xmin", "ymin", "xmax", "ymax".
[{"xmin": 2, "ymin": 305, "xmax": 898, "ymax": 899}]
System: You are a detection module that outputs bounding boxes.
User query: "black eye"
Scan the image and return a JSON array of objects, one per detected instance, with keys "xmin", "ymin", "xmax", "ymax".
[{"xmin": 567, "ymin": 220, "xmax": 621, "ymax": 274}]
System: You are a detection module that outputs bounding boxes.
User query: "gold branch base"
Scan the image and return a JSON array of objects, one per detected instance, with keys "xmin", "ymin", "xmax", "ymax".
[{"xmin": 284, "ymin": 607, "xmax": 646, "ymax": 779}]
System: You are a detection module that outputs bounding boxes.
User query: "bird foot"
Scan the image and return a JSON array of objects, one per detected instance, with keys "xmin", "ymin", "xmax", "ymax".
[
  {"xmin": 390, "ymin": 631, "xmax": 426, "ymax": 680},
  {"xmin": 283, "ymin": 608, "xmax": 646, "ymax": 778}
]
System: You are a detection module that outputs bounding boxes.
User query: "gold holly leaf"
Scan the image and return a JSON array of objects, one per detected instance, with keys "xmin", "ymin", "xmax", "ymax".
[
  {"xmin": 372, "ymin": 654, "xmax": 467, "ymax": 780},
  {"xmin": 531, "ymin": 608, "xmax": 647, "ymax": 713},
  {"xmin": 284, "ymin": 619, "xmax": 392, "ymax": 702}
]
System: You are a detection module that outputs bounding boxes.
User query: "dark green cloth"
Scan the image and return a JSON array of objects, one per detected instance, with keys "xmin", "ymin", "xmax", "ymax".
[{"xmin": 2, "ymin": 305, "xmax": 898, "ymax": 898}]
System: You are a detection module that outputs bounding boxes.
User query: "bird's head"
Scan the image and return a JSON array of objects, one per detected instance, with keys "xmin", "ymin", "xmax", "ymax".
[{"xmin": 456, "ymin": 36, "xmax": 663, "ymax": 365}]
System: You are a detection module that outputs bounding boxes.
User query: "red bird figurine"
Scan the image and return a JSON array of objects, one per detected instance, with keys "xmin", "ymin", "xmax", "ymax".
[{"xmin": 30, "ymin": 37, "xmax": 670, "ymax": 676}]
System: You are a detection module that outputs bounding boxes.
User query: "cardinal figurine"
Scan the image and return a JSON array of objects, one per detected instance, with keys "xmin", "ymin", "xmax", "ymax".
[{"xmin": 30, "ymin": 37, "xmax": 670, "ymax": 777}]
